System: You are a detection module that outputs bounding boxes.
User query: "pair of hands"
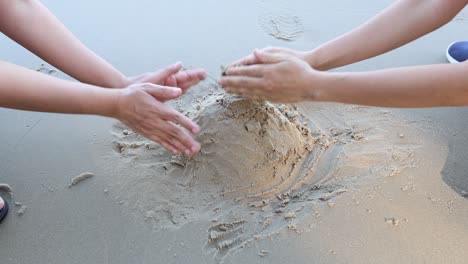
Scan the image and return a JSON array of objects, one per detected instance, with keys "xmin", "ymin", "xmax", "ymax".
[
  {"xmin": 113, "ymin": 47, "xmax": 320, "ymax": 157},
  {"xmin": 219, "ymin": 47, "xmax": 326, "ymax": 103},
  {"xmin": 112, "ymin": 62, "xmax": 206, "ymax": 157}
]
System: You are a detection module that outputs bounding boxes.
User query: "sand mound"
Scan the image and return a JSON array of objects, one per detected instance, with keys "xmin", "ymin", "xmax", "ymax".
[
  {"xmin": 106, "ymin": 85, "xmax": 331, "ymax": 228},
  {"xmin": 169, "ymin": 93, "xmax": 320, "ymax": 199}
]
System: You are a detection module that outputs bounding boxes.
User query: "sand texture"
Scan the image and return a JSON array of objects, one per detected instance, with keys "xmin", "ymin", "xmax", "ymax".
[
  {"xmin": 105, "ymin": 81, "xmax": 420, "ymax": 261},
  {"xmin": 1, "ymin": 1, "xmax": 468, "ymax": 263}
]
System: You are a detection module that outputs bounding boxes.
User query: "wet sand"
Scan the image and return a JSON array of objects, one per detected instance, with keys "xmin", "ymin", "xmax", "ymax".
[{"xmin": 1, "ymin": 0, "xmax": 468, "ymax": 263}]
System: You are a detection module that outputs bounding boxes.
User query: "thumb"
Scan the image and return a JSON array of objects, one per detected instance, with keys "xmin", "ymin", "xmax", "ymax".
[
  {"xmin": 142, "ymin": 62, "xmax": 183, "ymax": 84},
  {"xmin": 143, "ymin": 84, "xmax": 182, "ymax": 102},
  {"xmin": 254, "ymin": 49, "xmax": 285, "ymax": 64}
]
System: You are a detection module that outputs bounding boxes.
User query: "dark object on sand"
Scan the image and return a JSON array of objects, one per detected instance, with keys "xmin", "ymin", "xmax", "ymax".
[
  {"xmin": 221, "ymin": 65, "xmax": 228, "ymax": 76},
  {"xmin": 0, "ymin": 196, "xmax": 9, "ymax": 223}
]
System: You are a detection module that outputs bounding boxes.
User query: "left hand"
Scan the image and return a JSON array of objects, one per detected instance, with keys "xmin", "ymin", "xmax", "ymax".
[
  {"xmin": 219, "ymin": 50, "xmax": 324, "ymax": 103},
  {"xmin": 126, "ymin": 62, "xmax": 207, "ymax": 98}
]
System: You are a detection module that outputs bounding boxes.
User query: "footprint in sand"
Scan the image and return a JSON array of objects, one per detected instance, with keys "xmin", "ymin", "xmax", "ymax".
[{"xmin": 258, "ymin": 13, "xmax": 304, "ymax": 41}]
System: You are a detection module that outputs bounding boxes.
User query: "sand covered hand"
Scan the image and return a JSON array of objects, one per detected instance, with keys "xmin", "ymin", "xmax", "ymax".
[
  {"xmin": 220, "ymin": 50, "xmax": 324, "ymax": 103},
  {"xmin": 126, "ymin": 62, "xmax": 207, "ymax": 95},
  {"xmin": 113, "ymin": 83, "xmax": 201, "ymax": 156}
]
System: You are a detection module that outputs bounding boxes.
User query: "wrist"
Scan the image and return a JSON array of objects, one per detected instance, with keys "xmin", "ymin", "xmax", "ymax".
[
  {"xmin": 304, "ymin": 49, "xmax": 331, "ymax": 72},
  {"xmin": 304, "ymin": 50, "xmax": 327, "ymax": 71},
  {"xmin": 83, "ymin": 86, "xmax": 122, "ymax": 118},
  {"xmin": 105, "ymin": 89, "xmax": 123, "ymax": 118},
  {"xmin": 108, "ymin": 74, "xmax": 130, "ymax": 89},
  {"xmin": 305, "ymin": 71, "xmax": 344, "ymax": 103},
  {"xmin": 303, "ymin": 50, "xmax": 318, "ymax": 68}
]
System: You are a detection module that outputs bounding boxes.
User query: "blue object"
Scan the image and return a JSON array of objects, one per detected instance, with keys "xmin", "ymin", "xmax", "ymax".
[{"xmin": 446, "ymin": 41, "xmax": 468, "ymax": 63}]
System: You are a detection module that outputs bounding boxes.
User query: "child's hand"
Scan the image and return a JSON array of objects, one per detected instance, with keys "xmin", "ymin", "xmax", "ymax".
[
  {"xmin": 220, "ymin": 50, "xmax": 323, "ymax": 103},
  {"xmin": 126, "ymin": 62, "xmax": 207, "ymax": 97},
  {"xmin": 113, "ymin": 83, "xmax": 201, "ymax": 156}
]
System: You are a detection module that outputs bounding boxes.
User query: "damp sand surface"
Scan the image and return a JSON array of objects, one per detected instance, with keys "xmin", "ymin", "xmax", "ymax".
[
  {"xmin": 1, "ymin": 83, "xmax": 468, "ymax": 264},
  {"xmin": 1, "ymin": 0, "xmax": 468, "ymax": 264},
  {"xmin": 103, "ymin": 81, "xmax": 467, "ymax": 263}
]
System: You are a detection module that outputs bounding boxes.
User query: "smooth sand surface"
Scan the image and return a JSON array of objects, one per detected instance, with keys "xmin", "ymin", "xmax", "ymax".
[{"xmin": 1, "ymin": 0, "xmax": 467, "ymax": 263}]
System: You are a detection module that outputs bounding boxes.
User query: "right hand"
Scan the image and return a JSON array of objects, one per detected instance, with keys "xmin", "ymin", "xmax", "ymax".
[
  {"xmin": 220, "ymin": 50, "xmax": 319, "ymax": 103},
  {"xmin": 113, "ymin": 83, "xmax": 201, "ymax": 157}
]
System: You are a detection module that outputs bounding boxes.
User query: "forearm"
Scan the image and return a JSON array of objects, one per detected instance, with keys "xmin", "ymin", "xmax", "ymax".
[
  {"xmin": 0, "ymin": 60, "xmax": 119, "ymax": 116},
  {"xmin": 318, "ymin": 62, "xmax": 468, "ymax": 107},
  {"xmin": 307, "ymin": 0, "xmax": 466, "ymax": 71},
  {"xmin": 0, "ymin": 0, "xmax": 127, "ymax": 88}
]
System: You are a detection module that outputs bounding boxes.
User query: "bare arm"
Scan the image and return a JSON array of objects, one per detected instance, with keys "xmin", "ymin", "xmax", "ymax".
[
  {"xmin": 221, "ymin": 52, "xmax": 468, "ymax": 107},
  {"xmin": 0, "ymin": 60, "xmax": 119, "ymax": 115},
  {"xmin": 222, "ymin": 0, "xmax": 468, "ymax": 107},
  {"xmin": 235, "ymin": 0, "xmax": 467, "ymax": 70},
  {"xmin": 0, "ymin": 0, "xmax": 127, "ymax": 88},
  {"xmin": 0, "ymin": 0, "xmax": 207, "ymax": 89},
  {"xmin": 320, "ymin": 62, "xmax": 468, "ymax": 107},
  {"xmin": 307, "ymin": 0, "xmax": 467, "ymax": 70},
  {"xmin": 0, "ymin": 60, "xmax": 201, "ymax": 156}
]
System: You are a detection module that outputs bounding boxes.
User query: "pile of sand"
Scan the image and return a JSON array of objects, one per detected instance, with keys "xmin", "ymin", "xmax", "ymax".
[
  {"xmin": 106, "ymin": 83, "xmax": 331, "ymax": 225},
  {"xmin": 170, "ymin": 92, "xmax": 323, "ymax": 199},
  {"xmin": 104, "ymin": 82, "xmax": 417, "ymax": 260}
]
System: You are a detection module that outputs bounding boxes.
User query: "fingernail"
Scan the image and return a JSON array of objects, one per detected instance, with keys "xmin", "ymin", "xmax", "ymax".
[{"xmin": 184, "ymin": 149, "xmax": 190, "ymax": 156}]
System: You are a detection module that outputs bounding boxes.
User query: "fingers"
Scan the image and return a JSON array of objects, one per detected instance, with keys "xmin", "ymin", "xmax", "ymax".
[
  {"xmin": 219, "ymin": 76, "xmax": 264, "ymax": 92},
  {"xmin": 147, "ymin": 116, "xmax": 200, "ymax": 156},
  {"xmin": 225, "ymin": 64, "xmax": 265, "ymax": 77},
  {"xmin": 227, "ymin": 47, "xmax": 285, "ymax": 67},
  {"xmin": 143, "ymin": 113, "xmax": 200, "ymax": 156},
  {"xmin": 165, "ymin": 122, "xmax": 201, "ymax": 156},
  {"xmin": 143, "ymin": 62, "xmax": 183, "ymax": 84},
  {"xmin": 219, "ymin": 76, "xmax": 271, "ymax": 100},
  {"xmin": 192, "ymin": 68, "xmax": 207, "ymax": 80},
  {"xmin": 143, "ymin": 84, "xmax": 182, "ymax": 102},
  {"xmin": 159, "ymin": 140, "xmax": 179, "ymax": 154},
  {"xmin": 173, "ymin": 69, "xmax": 207, "ymax": 89},
  {"xmin": 262, "ymin": 46, "xmax": 283, "ymax": 53},
  {"xmin": 165, "ymin": 75, "xmax": 177, "ymax": 87},
  {"xmin": 173, "ymin": 71, "xmax": 189, "ymax": 85},
  {"xmin": 229, "ymin": 53, "xmax": 258, "ymax": 67},
  {"xmin": 175, "ymin": 69, "xmax": 206, "ymax": 83},
  {"xmin": 159, "ymin": 103, "xmax": 200, "ymax": 135},
  {"xmin": 223, "ymin": 48, "xmax": 285, "ymax": 76},
  {"xmin": 254, "ymin": 49, "xmax": 285, "ymax": 64},
  {"xmin": 149, "ymin": 133, "xmax": 197, "ymax": 156}
]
